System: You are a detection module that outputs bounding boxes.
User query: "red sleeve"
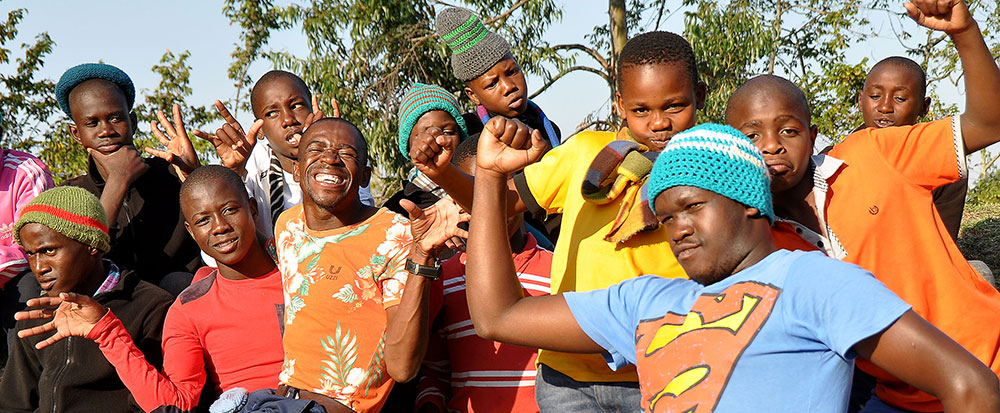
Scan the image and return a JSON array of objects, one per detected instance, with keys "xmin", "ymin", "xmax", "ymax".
[{"xmin": 88, "ymin": 304, "xmax": 206, "ymax": 412}]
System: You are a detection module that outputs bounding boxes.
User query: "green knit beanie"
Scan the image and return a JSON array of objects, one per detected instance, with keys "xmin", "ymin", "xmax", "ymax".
[
  {"xmin": 397, "ymin": 83, "xmax": 469, "ymax": 159},
  {"xmin": 435, "ymin": 7, "xmax": 511, "ymax": 81},
  {"xmin": 14, "ymin": 186, "xmax": 111, "ymax": 253}
]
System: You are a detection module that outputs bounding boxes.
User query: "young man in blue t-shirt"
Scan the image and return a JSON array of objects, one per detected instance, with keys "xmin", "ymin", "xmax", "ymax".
[{"xmin": 460, "ymin": 119, "xmax": 1000, "ymax": 412}]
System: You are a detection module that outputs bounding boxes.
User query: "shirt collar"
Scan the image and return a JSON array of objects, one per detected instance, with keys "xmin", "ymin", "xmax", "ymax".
[
  {"xmin": 94, "ymin": 259, "xmax": 122, "ymax": 297},
  {"xmin": 812, "ymin": 153, "xmax": 845, "ymax": 180}
]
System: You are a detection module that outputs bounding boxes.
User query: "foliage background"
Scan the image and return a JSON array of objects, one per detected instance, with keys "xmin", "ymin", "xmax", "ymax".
[{"xmin": 1, "ymin": 0, "xmax": 998, "ymax": 207}]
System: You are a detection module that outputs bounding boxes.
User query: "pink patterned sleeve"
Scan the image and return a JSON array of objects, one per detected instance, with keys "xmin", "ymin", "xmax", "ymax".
[{"xmin": 0, "ymin": 152, "xmax": 54, "ymax": 286}]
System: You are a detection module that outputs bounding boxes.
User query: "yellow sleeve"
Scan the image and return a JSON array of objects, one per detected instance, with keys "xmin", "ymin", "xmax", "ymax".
[{"xmin": 515, "ymin": 131, "xmax": 610, "ymax": 217}]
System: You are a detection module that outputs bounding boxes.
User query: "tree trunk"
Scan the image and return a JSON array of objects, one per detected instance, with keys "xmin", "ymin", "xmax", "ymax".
[{"xmin": 609, "ymin": 0, "xmax": 627, "ymax": 123}]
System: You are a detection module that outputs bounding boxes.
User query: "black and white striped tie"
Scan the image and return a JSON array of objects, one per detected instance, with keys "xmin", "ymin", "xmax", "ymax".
[{"xmin": 268, "ymin": 153, "xmax": 285, "ymax": 225}]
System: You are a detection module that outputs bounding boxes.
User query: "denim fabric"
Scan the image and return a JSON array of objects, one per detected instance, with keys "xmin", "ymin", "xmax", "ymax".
[
  {"xmin": 535, "ymin": 364, "xmax": 640, "ymax": 413},
  {"xmin": 861, "ymin": 395, "xmax": 940, "ymax": 413}
]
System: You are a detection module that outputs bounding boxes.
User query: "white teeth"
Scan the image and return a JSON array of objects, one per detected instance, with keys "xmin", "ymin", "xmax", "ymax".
[{"xmin": 316, "ymin": 173, "xmax": 344, "ymax": 184}]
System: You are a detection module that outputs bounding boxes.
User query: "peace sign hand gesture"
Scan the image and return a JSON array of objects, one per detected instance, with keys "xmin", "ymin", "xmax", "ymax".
[{"xmin": 193, "ymin": 100, "xmax": 263, "ymax": 177}]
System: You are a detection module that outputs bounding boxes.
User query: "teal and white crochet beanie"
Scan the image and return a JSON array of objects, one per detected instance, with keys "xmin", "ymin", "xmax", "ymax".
[
  {"xmin": 397, "ymin": 83, "xmax": 469, "ymax": 159},
  {"xmin": 646, "ymin": 123, "xmax": 774, "ymax": 223}
]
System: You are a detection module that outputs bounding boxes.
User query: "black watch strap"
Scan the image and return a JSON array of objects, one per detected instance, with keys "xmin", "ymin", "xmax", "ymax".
[{"xmin": 405, "ymin": 258, "xmax": 441, "ymax": 280}]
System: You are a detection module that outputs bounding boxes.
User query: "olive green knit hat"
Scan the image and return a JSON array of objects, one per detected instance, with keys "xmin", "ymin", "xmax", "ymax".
[
  {"xmin": 14, "ymin": 186, "xmax": 111, "ymax": 253},
  {"xmin": 435, "ymin": 7, "xmax": 511, "ymax": 81}
]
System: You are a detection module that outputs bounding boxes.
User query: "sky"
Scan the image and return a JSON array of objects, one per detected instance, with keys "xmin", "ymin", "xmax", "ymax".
[{"xmin": 3, "ymin": 0, "xmax": 997, "ymax": 184}]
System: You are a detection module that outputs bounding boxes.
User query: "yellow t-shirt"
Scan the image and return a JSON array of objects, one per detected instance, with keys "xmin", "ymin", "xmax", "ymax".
[{"xmin": 515, "ymin": 130, "xmax": 687, "ymax": 382}]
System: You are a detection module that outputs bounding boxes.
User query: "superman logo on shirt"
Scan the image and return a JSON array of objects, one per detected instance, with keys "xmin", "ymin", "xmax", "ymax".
[{"xmin": 633, "ymin": 281, "xmax": 781, "ymax": 413}]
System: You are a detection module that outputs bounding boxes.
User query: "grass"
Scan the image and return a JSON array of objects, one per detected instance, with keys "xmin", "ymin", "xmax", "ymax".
[{"xmin": 958, "ymin": 202, "xmax": 1000, "ymax": 288}]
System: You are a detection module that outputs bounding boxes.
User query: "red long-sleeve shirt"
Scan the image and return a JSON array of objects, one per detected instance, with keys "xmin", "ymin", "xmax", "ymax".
[{"xmin": 87, "ymin": 267, "xmax": 285, "ymax": 412}]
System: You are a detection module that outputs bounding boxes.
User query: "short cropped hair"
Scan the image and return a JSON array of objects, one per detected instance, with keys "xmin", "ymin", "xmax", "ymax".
[
  {"xmin": 451, "ymin": 133, "xmax": 480, "ymax": 168},
  {"xmin": 179, "ymin": 165, "xmax": 248, "ymax": 211},
  {"xmin": 617, "ymin": 31, "xmax": 699, "ymax": 88},
  {"xmin": 250, "ymin": 70, "xmax": 313, "ymax": 117},
  {"xmin": 870, "ymin": 56, "xmax": 927, "ymax": 97}
]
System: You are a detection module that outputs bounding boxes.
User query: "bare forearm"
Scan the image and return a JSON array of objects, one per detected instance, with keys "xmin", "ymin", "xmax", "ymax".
[
  {"xmin": 384, "ymin": 271, "xmax": 432, "ymax": 382},
  {"xmin": 430, "ymin": 165, "xmax": 526, "ymax": 217},
  {"xmin": 466, "ymin": 169, "xmax": 602, "ymax": 353},
  {"xmin": 466, "ymin": 170, "xmax": 523, "ymax": 339},
  {"xmin": 858, "ymin": 311, "xmax": 1000, "ymax": 412},
  {"xmin": 99, "ymin": 182, "xmax": 128, "ymax": 224},
  {"xmin": 955, "ymin": 22, "xmax": 1000, "ymax": 152}
]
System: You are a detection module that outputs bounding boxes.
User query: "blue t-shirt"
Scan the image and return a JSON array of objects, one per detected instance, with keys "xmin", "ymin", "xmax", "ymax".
[{"xmin": 564, "ymin": 249, "xmax": 910, "ymax": 412}]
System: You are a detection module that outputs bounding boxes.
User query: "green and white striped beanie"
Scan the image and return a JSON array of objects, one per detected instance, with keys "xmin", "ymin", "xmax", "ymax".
[{"xmin": 435, "ymin": 7, "xmax": 511, "ymax": 81}]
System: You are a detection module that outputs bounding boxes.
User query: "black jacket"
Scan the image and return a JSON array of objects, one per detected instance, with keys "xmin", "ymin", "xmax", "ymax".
[
  {"xmin": 0, "ymin": 269, "xmax": 172, "ymax": 413},
  {"xmin": 64, "ymin": 156, "xmax": 202, "ymax": 284}
]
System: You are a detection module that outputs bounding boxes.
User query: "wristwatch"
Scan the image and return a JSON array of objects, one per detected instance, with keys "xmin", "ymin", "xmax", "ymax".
[{"xmin": 405, "ymin": 258, "xmax": 441, "ymax": 280}]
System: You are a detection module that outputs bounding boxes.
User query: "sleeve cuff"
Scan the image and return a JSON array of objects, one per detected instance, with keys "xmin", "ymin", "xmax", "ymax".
[
  {"xmin": 563, "ymin": 292, "xmax": 630, "ymax": 371},
  {"xmin": 951, "ymin": 116, "xmax": 968, "ymax": 180},
  {"xmin": 86, "ymin": 309, "xmax": 122, "ymax": 343},
  {"xmin": 513, "ymin": 172, "xmax": 546, "ymax": 221}
]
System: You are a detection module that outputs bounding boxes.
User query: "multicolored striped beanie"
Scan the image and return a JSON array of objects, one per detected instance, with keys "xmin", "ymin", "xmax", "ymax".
[
  {"xmin": 14, "ymin": 186, "xmax": 111, "ymax": 253},
  {"xmin": 435, "ymin": 7, "xmax": 511, "ymax": 81},
  {"xmin": 646, "ymin": 124, "xmax": 774, "ymax": 223},
  {"xmin": 397, "ymin": 83, "xmax": 469, "ymax": 159},
  {"xmin": 56, "ymin": 63, "xmax": 136, "ymax": 118}
]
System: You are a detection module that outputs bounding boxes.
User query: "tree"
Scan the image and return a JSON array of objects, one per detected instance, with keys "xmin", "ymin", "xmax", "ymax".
[
  {"xmin": 132, "ymin": 50, "xmax": 221, "ymax": 165},
  {"xmin": 222, "ymin": 0, "xmax": 565, "ymax": 197},
  {"xmin": 0, "ymin": 9, "xmax": 57, "ymax": 154}
]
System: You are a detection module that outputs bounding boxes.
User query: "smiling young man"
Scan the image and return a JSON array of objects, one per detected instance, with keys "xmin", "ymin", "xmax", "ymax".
[
  {"xmin": 56, "ymin": 63, "xmax": 201, "ymax": 295},
  {"xmin": 194, "ymin": 70, "xmax": 374, "ymax": 241},
  {"xmin": 273, "ymin": 118, "xmax": 465, "ymax": 412},
  {"xmin": 0, "ymin": 186, "xmax": 172, "ymax": 412},
  {"xmin": 460, "ymin": 121, "xmax": 1000, "ymax": 412},
  {"xmin": 858, "ymin": 56, "xmax": 966, "ymax": 240},
  {"xmin": 9, "ymin": 166, "xmax": 286, "ymax": 412}
]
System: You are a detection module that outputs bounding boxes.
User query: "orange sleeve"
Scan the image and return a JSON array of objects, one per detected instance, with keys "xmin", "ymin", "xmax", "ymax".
[{"xmin": 849, "ymin": 117, "xmax": 965, "ymax": 189}]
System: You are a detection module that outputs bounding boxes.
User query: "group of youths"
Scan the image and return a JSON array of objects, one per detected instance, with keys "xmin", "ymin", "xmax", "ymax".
[{"xmin": 0, "ymin": 0, "xmax": 998, "ymax": 412}]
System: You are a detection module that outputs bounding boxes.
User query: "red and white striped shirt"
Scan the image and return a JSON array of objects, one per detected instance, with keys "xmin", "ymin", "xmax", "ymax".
[{"xmin": 417, "ymin": 234, "xmax": 552, "ymax": 413}]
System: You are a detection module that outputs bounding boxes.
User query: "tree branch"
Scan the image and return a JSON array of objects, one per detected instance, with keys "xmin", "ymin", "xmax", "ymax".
[
  {"xmin": 485, "ymin": 0, "xmax": 529, "ymax": 26},
  {"xmin": 551, "ymin": 43, "xmax": 610, "ymax": 71},
  {"xmin": 529, "ymin": 65, "xmax": 610, "ymax": 99},
  {"xmin": 983, "ymin": 150, "xmax": 1000, "ymax": 173},
  {"xmin": 574, "ymin": 119, "xmax": 616, "ymax": 134}
]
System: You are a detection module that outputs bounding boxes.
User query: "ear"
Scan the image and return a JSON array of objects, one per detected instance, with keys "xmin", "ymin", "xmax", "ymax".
[
  {"xmin": 183, "ymin": 221, "xmax": 193, "ymax": 238},
  {"xmin": 920, "ymin": 96, "xmax": 932, "ymax": 118},
  {"xmin": 463, "ymin": 85, "xmax": 481, "ymax": 106},
  {"xmin": 359, "ymin": 164, "xmax": 372, "ymax": 188},
  {"xmin": 69, "ymin": 123, "xmax": 82, "ymax": 146},
  {"xmin": 89, "ymin": 246, "xmax": 100, "ymax": 256},
  {"xmin": 694, "ymin": 81, "xmax": 708, "ymax": 110},
  {"xmin": 248, "ymin": 196, "xmax": 259, "ymax": 219},
  {"xmin": 745, "ymin": 206, "xmax": 761, "ymax": 219},
  {"xmin": 809, "ymin": 124, "xmax": 819, "ymax": 147},
  {"xmin": 292, "ymin": 160, "xmax": 300, "ymax": 183},
  {"xmin": 128, "ymin": 112, "xmax": 139, "ymax": 135},
  {"xmin": 615, "ymin": 91, "xmax": 625, "ymax": 118}
]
